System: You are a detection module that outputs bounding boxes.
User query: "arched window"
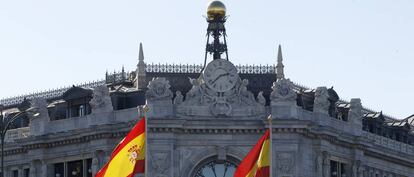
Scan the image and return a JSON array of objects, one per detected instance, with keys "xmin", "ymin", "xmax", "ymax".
[{"xmin": 192, "ymin": 156, "xmax": 239, "ymax": 177}]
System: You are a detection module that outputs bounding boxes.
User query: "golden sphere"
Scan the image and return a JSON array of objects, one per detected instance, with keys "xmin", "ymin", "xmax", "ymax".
[{"xmin": 207, "ymin": 1, "xmax": 226, "ymax": 19}]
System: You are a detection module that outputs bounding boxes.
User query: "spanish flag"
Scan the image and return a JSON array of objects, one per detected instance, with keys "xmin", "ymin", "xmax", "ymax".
[
  {"xmin": 95, "ymin": 117, "xmax": 146, "ymax": 177},
  {"xmin": 234, "ymin": 129, "xmax": 270, "ymax": 177}
]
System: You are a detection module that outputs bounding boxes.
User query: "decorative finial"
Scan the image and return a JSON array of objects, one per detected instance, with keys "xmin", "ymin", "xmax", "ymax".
[
  {"xmin": 138, "ymin": 42, "xmax": 144, "ymax": 63},
  {"xmin": 143, "ymin": 105, "xmax": 149, "ymax": 113},
  {"xmin": 207, "ymin": 1, "xmax": 226, "ymax": 20},
  {"xmin": 276, "ymin": 44, "xmax": 285, "ymax": 80}
]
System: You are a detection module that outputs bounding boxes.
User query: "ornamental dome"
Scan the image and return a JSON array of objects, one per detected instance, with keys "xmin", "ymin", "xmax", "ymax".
[{"xmin": 207, "ymin": 1, "xmax": 226, "ymax": 19}]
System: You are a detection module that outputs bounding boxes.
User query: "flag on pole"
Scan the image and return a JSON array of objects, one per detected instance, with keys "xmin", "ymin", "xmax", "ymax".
[
  {"xmin": 95, "ymin": 117, "xmax": 146, "ymax": 177},
  {"xmin": 234, "ymin": 129, "xmax": 270, "ymax": 177}
]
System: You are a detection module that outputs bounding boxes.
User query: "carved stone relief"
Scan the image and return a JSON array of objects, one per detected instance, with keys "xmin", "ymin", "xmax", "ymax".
[
  {"xmin": 276, "ymin": 152, "xmax": 295, "ymax": 174},
  {"xmin": 270, "ymin": 78, "xmax": 297, "ymax": 103},
  {"xmin": 270, "ymin": 78, "xmax": 298, "ymax": 119},
  {"xmin": 145, "ymin": 77, "xmax": 174, "ymax": 118},
  {"xmin": 150, "ymin": 152, "xmax": 170, "ymax": 177},
  {"xmin": 177, "ymin": 77, "xmax": 265, "ymax": 117}
]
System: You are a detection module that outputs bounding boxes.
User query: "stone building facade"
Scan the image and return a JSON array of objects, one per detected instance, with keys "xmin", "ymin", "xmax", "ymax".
[
  {"xmin": 0, "ymin": 45, "xmax": 412, "ymax": 177},
  {"xmin": 0, "ymin": 3, "xmax": 413, "ymax": 177}
]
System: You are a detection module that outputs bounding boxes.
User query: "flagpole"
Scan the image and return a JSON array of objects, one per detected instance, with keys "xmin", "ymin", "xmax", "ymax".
[
  {"xmin": 267, "ymin": 115, "xmax": 273, "ymax": 177},
  {"xmin": 143, "ymin": 105, "xmax": 149, "ymax": 177}
]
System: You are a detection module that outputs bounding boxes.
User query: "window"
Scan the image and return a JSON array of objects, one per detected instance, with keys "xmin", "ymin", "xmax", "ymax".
[
  {"xmin": 54, "ymin": 162, "xmax": 64, "ymax": 177},
  {"xmin": 24, "ymin": 169, "xmax": 30, "ymax": 177},
  {"xmin": 12, "ymin": 170, "xmax": 18, "ymax": 177},
  {"xmin": 192, "ymin": 156, "xmax": 239, "ymax": 177},
  {"xmin": 330, "ymin": 160, "xmax": 347, "ymax": 177},
  {"xmin": 87, "ymin": 159, "xmax": 92, "ymax": 177},
  {"xmin": 67, "ymin": 160, "xmax": 83, "ymax": 177},
  {"xmin": 54, "ymin": 159, "xmax": 92, "ymax": 177}
]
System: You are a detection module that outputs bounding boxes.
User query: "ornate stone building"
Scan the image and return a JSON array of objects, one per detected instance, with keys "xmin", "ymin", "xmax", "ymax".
[{"xmin": 0, "ymin": 1, "xmax": 413, "ymax": 177}]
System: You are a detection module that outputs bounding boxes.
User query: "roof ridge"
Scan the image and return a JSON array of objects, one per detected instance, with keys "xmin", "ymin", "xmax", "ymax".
[{"xmin": 0, "ymin": 79, "xmax": 105, "ymax": 107}]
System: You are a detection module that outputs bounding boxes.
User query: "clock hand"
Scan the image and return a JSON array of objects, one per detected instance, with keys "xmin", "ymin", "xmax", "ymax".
[{"xmin": 212, "ymin": 73, "xmax": 230, "ymax": 84}]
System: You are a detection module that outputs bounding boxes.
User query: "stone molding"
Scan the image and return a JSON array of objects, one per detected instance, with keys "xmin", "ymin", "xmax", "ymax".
[{"xmin": 2, "ymin": 122, "xmax": 413, "ymax": 169}]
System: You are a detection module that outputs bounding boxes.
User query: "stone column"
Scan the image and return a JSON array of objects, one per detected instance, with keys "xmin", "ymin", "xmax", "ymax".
[
  {"xmin": 40, "ymin": 160, "xmax": 48, "ymax": 177},
  {"xmin": 315, "ymin": 152, "xmax": 323, "ymax": 177},
  {"xmin": 47, "ymin": 163, "xmax": 54, "ymax": 177},
  {"xmin": 352, "ymin": 160, "xmax": 361, "ymax": 177},
  {"xmin": 30, "ymin": 160, "xmax": 39, "ymax": 177},
  {"xmin": 322, "ymin": 151, "xmax": 330, "ymax": 177},
  {"xmin": 18, "ymin": 167, "xmax": 23, "ymax": 177},
  {"xmin": 92, "ymin": 150, "xmax": 105, "ymax": 175}
]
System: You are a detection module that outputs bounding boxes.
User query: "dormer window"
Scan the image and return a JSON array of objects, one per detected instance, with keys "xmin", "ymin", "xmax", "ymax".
[{"xmin": 48, "ymin": 86, "xmax": 93, "ymax": 120}]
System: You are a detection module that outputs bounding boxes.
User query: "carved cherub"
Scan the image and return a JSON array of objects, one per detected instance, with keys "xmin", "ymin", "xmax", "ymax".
[{"xmin": 173, "ymin": 91, "xmax": 183, "ymax": 105}]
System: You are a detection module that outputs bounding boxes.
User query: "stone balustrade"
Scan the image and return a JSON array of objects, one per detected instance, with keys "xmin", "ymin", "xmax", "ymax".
[
  {"xmin": 4, "ymin": 127, "xmax": 30, "ymax": 142},
  {"xmin": 363, "ymin": 132, "xmax": 414, "ymax": 155},
  {"xmin": 29, "ymin": 107, "xmax": 143, "ymax": 136}
]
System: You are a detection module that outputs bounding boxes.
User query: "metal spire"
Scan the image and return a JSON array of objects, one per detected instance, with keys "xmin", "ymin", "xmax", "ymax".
[{"xmin": 276, "ymin": 44, "xmax": 285, "ymax": 80}]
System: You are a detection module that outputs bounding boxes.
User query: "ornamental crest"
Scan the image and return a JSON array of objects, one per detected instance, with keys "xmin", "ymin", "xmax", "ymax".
[
  {"xmin": 146, "ymin": 77, "xmax": 173, "ymax": 101},
  {"xmin": 127, "ymin": 144, "xmax": 143, "ymax": 164},
  {"xmin": 270, "ymin": 78, "xmax": 297, "ymax": 103},
  {"xmin": 150, "ymin": 152, "xmax": 170, "ymax": 176},
  {"xmin": 276, "ymin": 152, "xmax": 295, "ymax": 174}
]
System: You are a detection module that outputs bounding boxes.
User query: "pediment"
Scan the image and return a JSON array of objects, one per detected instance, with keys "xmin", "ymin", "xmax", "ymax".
[{"xmin": 62, "ymin": 86, "xmax": 93, "ymax": 101}]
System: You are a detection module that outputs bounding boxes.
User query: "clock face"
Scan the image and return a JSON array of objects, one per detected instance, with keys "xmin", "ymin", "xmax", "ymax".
[{"xmin": 203, "ymin": 59, "xmax": 238, "ymax": 92}]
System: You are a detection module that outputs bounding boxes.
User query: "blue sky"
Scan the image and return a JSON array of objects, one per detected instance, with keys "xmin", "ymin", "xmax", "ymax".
[{"xmin": 0, "ymin": 0, "xmax": 413, "ymax": 119}]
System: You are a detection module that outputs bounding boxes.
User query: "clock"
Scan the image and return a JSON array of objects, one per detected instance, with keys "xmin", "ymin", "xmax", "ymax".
[{"xmin": 203, "ymin": 59, "xmax": 238, "ymax": 92}]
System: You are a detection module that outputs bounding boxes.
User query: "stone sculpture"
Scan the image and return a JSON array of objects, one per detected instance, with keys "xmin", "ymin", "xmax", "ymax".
[
  {"xmin": 173, "ymin": 91, "xmax": 184, "ymax": 105},
  {"xmin": 257, "ymin": 91, "xmax": 266, "ymax": 106},
  {"xmin": 89, "ymin": 85, "xmax": 113, "ymax": 113},
  {"xmin": 313, "ymin": 87, "xmax": 330, "ymax": 114},
  {"xmin": 349, "ymin": 98, "xmax": 363, "ymax": 123},
  {"xmin": 29, "ymin": 98, "xmax": 48, "ymax": 119}
]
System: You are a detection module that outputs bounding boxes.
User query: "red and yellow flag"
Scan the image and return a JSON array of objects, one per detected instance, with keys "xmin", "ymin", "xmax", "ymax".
[
  {"xmin": 95, "ymin": 117, "xmax": 146, "ymax": 177},
  {"xmin": 234, "ymin": 129, "xmax": 270, "ymax": 177}
]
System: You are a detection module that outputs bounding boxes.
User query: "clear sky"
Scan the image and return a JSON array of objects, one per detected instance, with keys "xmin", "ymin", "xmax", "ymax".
[{"xmin": 0, "ymin": 0, "xmax": 413, "ymax": 119}]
